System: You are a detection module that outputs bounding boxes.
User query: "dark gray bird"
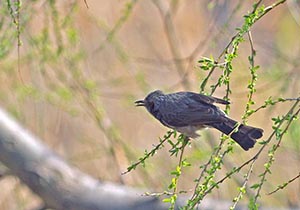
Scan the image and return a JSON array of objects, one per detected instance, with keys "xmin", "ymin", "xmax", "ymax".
[{"xmin": 135, "ymin": 90, "xmax": 263, "ymax": 151}]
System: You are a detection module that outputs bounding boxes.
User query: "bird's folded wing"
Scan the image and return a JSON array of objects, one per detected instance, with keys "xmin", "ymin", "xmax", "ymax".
[
  {"xmin": 160, "ymin": 105, "xmax": 227, "ymax": 127},
  {"xmin": 186, "ymin": 92, "xmax": 229, "ymax": 105}
]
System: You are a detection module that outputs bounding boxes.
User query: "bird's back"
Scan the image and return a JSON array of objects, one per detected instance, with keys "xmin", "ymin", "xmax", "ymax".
[{"xmin": 155, "ymin": 92, "xmax": 227, "ymax": 128}]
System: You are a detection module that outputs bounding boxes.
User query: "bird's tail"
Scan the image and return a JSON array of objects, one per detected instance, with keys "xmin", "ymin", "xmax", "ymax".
[{"xmin": 210, "ymin": 118, "xmax": 263, "ymax": 151}]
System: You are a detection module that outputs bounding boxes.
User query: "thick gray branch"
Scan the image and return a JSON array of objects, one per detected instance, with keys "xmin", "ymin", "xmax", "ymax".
[{"xmin": 0, "ymin": 108, "xmax": 167, "ymax": 210}]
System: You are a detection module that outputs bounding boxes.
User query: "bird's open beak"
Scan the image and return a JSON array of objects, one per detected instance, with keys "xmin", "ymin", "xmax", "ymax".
[{"xmin": 135, "ymin": 100, "xmax": 145, "ymax": 106}]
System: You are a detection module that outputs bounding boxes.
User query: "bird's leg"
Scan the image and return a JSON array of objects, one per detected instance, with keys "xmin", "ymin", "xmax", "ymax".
[{"xmin": 180, "ymin": 135, "xmax": 190, "ymax": 150}]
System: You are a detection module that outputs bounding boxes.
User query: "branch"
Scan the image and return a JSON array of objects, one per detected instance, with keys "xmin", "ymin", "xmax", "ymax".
[
  {"xmin": 152, "ymin": 0, "xmax": 190, "ymax": 89},
  {"xmin": 0, "ymin": 108, "xmax": 168, "ymax": 210},
  {"xmin": 267, "ymin": 172, "xmax": 300, "ymax": 195}
]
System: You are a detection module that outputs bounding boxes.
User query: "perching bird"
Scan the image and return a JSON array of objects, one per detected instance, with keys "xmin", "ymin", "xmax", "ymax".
[{"xmin": 135, "ymin": 90, "xmax": 263, "ymax": 151}]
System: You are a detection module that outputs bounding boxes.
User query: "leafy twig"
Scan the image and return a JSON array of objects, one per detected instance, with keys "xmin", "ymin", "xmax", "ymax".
[
  {"xmin": 164, "ymin": 135, "xmax": 190, "ymax": 209},
  {"xmin": 122, "ymin": 130, "xmax": 175, "ymax": 175},
  {"xmin": 253, "ymin": 104, "xmax": 300, "ymax": 202},
  {"xmin": 6, "ymin": 0, "xmax": 23, "ymax": 83},
  {"xmin": 199, "ymin": 0, "xmax": 287, "ymax": 93},
  {"xmin": 230, "ymin": 159, "xmax": 256, "ymax": 210},
  {"xmin": 243, "ymin": 31, "xmax": 258, "ymax": 123},
  {"xmin": 267, "ymin": 172, "xmax": 300, "ymax": 195},
  {"xmin": 186, "ymin": 97, "xmax": 300, "ymax": 209},
  {"xmin": 95, "ymin": 0, "xmax": 138, "ymax": 52}
]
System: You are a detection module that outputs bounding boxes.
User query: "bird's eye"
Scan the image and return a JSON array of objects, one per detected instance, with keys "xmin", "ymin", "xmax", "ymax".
[{"xmin": 148, "ymin": 101, "xmax": 155, "ymax": 110}]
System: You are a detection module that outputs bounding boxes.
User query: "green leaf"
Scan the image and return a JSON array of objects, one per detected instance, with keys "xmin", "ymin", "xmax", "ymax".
[
  {"xmin": 250, "ymin": 183, "xmax": 260, "ymax": 189},
  {"xmin": 162, "ymin": 198, "xmax": 171, "ymax": 203},
  {"xmin": 56, "ymin": 87, "xmax": 73, "ymax": 101}
]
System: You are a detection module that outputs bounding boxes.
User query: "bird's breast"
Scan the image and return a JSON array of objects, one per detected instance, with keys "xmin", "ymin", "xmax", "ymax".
[{"xmin": 175, "ymin": 125, "xmax": 207, "ymax": 138}]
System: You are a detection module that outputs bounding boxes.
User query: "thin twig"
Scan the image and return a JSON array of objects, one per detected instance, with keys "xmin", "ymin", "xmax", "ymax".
[
  {"xmin": 230, "ymin": 159, "xmax": 256, "ymax": 209},
  {"xmin": 84, "ymin": 0, "xmax": 89, "ymax": 8},
  {"xmin": 16, "ymin": 0, "xmax": 23, "ymax": 84},
  {"xmin": 122, "ymin": 131, "xmax": 175, "ymax": 175},
  {"xmin": 152, "ymin": 0, "xmax": 190, "ymax": 90},
  {"xmin": 188, "ymin": 99, "xmax": 300, "ymax": 209},
  {"xmin": 169, "ymin": 135, "xmax": 189, "ymax": 209},
  {"xmin": 254, "ymin": 105, "xmax": 300, "ymax": 202},
  {"xmin": 95, "ymin": 0, "xmax": 138, "ymax": 52},
  {"xmin": 267, "ymin": 172, "xmax": 300, "ymax": 195},
  {"xmin": 200, "ymin": 0, "xmax": 287, "ymax": 93}
]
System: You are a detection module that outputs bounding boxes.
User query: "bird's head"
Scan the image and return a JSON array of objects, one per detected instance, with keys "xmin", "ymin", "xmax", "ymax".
[{"xmin": 135, "ymin": 90, "xmax": 164, "ymax": 113}]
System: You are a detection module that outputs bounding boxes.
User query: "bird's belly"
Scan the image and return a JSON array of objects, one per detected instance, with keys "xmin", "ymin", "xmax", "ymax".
[{"xmin": 176, "ymin": 125, "xmax": 207, "ymax": 138}]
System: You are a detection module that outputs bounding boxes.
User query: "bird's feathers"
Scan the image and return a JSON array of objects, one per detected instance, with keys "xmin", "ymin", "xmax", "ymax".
[{"xmin": 154, "ymin": 92, "xmax": 228, "ymax": 127}]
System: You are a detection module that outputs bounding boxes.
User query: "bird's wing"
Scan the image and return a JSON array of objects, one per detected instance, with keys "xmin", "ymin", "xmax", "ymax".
[
  {"xmin": 185, "ymin": 92, "xmax": 229, "ymax": 105},
  {"xmin": 159, "ymin": 100, "xmax": 227, "ymax": 127}
]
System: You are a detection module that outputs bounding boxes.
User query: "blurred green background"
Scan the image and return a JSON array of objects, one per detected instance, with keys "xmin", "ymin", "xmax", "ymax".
[{"xmin": 0, "ymin": 0, "xmax": 299, "ymax": 209}]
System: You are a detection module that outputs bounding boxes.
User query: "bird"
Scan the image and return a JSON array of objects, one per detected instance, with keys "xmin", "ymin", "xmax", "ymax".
[{"xmin": 135, "ymin": 90, "xmax": 263, "ymax": 151}]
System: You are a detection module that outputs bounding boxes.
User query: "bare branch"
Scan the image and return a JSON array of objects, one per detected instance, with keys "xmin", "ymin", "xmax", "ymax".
[
  {"xmin": 0, "ymin": 108, "xmax": 168, "ymax": 210},
  {"xmin": 152, "ymin": 0, "xmax": 190, "ymax": 89}
]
